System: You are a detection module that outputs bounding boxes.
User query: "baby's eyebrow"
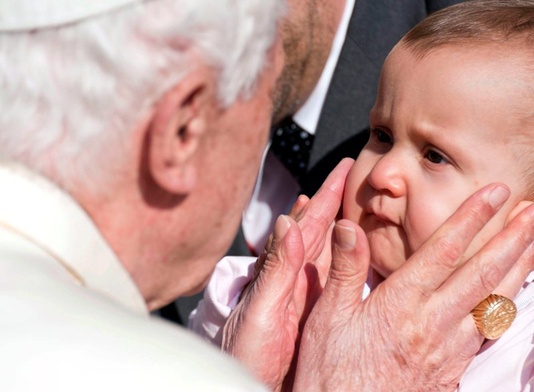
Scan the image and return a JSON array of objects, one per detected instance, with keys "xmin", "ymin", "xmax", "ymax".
[{"xmin": 368, "ymin": 106, "xmax": 389, "ymax": 126}]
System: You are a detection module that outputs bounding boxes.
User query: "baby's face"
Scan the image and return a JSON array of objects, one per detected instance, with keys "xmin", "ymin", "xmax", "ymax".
[{"xmin": 343, "ymin": 43, "xmax": 532, "ymax": 278}]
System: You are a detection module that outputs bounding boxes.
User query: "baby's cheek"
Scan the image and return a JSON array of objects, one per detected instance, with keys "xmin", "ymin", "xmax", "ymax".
[
  {"xmin": 403, "ymin": 220, "xmax": 434, "ymax": 259},
  {"xmin": 368, "ymin": 230, "xmax": 411, "ymax": 278}
]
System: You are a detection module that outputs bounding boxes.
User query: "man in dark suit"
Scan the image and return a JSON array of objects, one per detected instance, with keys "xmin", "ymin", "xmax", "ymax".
[{"xmin": 163, "ymin": 0, "xmax": 465, "ymax": 324}]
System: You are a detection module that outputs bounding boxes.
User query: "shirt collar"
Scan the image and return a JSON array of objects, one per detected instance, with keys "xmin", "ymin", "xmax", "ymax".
[
  {"xmin": 293, "ymin": 0, "xmax": 356, "ymax": 134},
  {"xmin": 0, "ymin": 164, "xmax": 147, "ymax": 314}
]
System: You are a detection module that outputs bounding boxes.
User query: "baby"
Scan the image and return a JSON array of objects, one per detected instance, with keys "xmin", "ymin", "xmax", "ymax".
[{"xmin": 190, "ymin": 1, "xmax": 534, "ymax": 390}]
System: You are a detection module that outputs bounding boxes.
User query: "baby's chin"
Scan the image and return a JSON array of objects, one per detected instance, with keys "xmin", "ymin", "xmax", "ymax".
[
  {"xmin": 370, "ymin": 252, "xmax": 407, "ymax": 279},
  {"xmin": 365, "ymin": 227, "xmax": 412, "ymax": 279},
  {"xmin": 370, "ymin": 262, "xmax": 392, "ymax": 279}
]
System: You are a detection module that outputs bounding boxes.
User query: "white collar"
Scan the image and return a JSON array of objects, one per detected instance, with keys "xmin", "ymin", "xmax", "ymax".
[
  {"xmin": 293, "ymin": 0, "xmax": 356, "ymax": 134},
  {"xmin": 0, "ymin": 164, "xmax": 147, "ymax": 314}
]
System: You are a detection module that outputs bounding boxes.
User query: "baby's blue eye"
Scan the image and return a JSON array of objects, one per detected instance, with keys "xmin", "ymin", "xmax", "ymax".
[{"xmin": 425, "ymin": 149, "xmax": 447, "ymax": 164}]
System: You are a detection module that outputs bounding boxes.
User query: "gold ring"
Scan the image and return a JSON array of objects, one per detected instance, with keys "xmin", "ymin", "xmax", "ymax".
[{"xmin": 471, "ymin": 294, "xmax": 517, "ymax": 340}]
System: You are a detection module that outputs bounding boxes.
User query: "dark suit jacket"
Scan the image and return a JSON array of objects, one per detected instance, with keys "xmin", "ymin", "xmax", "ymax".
[{"xmin": 167, "ymin": 0, "xmax": 465, "ymax": 325}]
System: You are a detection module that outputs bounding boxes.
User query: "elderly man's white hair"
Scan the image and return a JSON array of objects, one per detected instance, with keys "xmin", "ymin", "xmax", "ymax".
[{"xmin": 0, "ymin": 0, "xmax": 284, "ymax": 191}]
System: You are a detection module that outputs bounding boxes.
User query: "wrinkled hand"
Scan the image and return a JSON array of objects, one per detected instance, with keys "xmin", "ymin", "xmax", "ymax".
[
  {"xmin": 293, "ymin": 184, "xmax": 534, "ymax": 391},
  {"xmin": 222, "ymin": 158, "xmax": 354, "ymax": 391}
]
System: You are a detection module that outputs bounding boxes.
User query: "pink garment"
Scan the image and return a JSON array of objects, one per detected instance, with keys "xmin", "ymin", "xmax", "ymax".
[
  {"xmin": 188, "ymin": 257, "xmax": 255, "ymax": 346},
  {"xmin": 189, "ymin": 256, "xmax": 374, "ymax": 344},
  {"xmin": 189, "ymin": 257, "xmax": 534, "ymax": 390}
]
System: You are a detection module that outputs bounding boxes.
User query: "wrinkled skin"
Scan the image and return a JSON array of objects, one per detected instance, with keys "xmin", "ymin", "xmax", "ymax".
[
  {"xmin": 223, "ymin": 159, "xmax": 534, "ymax": 391},
  {"xmin": 294, "ymin": 187, "xmax": 534, "ymax": 391},
  {"xmin": 223, "ymin": 158, "xmax": 352, "ymax": 391}
]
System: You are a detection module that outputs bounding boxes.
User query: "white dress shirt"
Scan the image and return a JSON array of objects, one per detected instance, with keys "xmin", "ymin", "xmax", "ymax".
[
  {"xmin": 242, "ymin": 0, "xmax": 356, "ymax": 255},
  {"xmin": 0, "ymin": 164, "xmax": 266, "ymax": 391}
]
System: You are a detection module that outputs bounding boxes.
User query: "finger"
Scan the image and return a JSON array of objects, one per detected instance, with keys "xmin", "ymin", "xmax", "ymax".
[
  {"xmin": 392, "ymin": 183, "xmax": 511, "ymax": 295},
  {"xmin": 297, "ymin": 158, "xmax": 354, "ymax": 258},
  {"xmin": 223, "ymin": 215, "xmax": 305, "ymax": 389},
  {"xmin": 259, "ymin": 195, "xmax": 309, "ymax": 265},
  {"xmin": 439, "ymin": 202, "xmax": 534, "ymax": 311},
  {"xmin": 320, "ymin": 220, "xmax": 370, "ymax": 313},
  {"xmin": 313, "ymin": 220, "xmax": 336, "ymax": 285},
  {"xmin": 253, "ymin": 215, "xmax": 305, "ymax": 299},
  {"xmin": 288, "ymin": 194, "xmax": 309, "ymax": 220},
  {"xmin": 298, "ymin": 158, "xmax": 353, "ymax": 223},
  {"xmin": 298, "ymin": 219, "xmax": 336, "ymax": 316},
  {"xmin": 234, "ymin": 215, "xmax": 306, "ymax": 342},
  {"xmin": 493, "ymin": 242, "xmax": 534, "ymax": 298},
  {"xmin": 253, "ymin": 250, "xmax": 267, "ymax": 279}
]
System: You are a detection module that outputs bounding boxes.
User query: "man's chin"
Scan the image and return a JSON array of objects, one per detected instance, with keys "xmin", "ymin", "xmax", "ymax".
[{"xmin": 181, "ymin": 276, "xmax": 211, "ymax": 297}]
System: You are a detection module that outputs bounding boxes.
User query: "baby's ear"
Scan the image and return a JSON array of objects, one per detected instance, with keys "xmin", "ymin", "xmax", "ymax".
[{"xmin": 505, "ymin": 200, "xmax": 534, "ymax": 226}]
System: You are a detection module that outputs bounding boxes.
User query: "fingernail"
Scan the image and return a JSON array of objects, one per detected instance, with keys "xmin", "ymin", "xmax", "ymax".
[
  {"xmin": 488, "ymin": 186, "xmax": 510, "ymax": 209},
  {"xmin": 275, "ymin": 214, "xmax": 291, "ymax": 238},
  {"xmin": 335, "ymin": 224, "xmax": 356, "ymax": 250}
]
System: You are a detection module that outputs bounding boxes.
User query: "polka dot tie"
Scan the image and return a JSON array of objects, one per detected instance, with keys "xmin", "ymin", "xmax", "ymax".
[{"xmin": 270, "ymin": 117, "xmax": 315, "ymax": 184}]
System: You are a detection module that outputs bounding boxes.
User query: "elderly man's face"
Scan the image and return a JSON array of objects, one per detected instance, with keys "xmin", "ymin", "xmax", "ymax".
[
  {"xmin": 271, "ymin": 0, "xmax": 346, "ymax": 123},
  {"xmin": 173, "ymin": 41, "xmax": 285, "ymax": 297}
]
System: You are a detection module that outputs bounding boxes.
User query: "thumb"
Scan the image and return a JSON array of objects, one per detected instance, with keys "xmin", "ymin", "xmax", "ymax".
[
  {"xmin": 252, "ymin": 214, "xmax": 305, "ymax": 302},
  {"xmin": 321, "ymin": 220, "xmax": 370, "ymax": 312},
  {"xmin": 225, "ymin": 214, "xmax": 305, "ymax": 347}
]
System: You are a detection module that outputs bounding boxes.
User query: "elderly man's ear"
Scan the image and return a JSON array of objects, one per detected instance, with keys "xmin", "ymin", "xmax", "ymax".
[{"xmin": 148, "ymin": 68, "xmax": 214, "ymax": 194}]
